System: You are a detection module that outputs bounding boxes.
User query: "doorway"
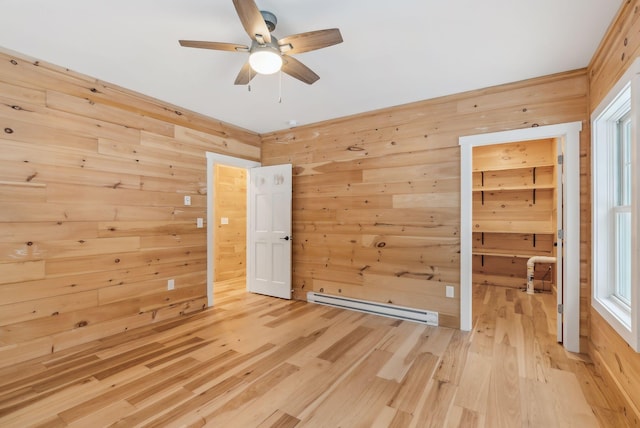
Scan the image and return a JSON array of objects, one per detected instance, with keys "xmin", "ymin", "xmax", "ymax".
[
  {"xmin": 459, "ymin": 122, "xmax": 582, "ymax": 353},
  {"xmin": 206, "ymin": 152, "xmax": 259, "ymax": 306},
  {"xmin": 205, "ymin": 153, "xmax": 293, "ymax": 305},
  {"xmin": 213, "ymin": 163, "xmax": 248, "ymax": 295}
]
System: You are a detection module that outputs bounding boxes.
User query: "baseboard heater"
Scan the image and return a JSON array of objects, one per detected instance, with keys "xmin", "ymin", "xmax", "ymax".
[{"xmin": 306, "ymin": 292, "xmax": 438, "ymax": 326}]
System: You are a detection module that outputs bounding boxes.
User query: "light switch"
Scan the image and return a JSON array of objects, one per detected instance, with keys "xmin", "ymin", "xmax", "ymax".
[
  {"xmin": 184, "ymin": 195, "xmax": 191, "ymax": 206},
  {"xmin": 196, "ymin": 218, "xmax": 203, "ymax": 228},
  {"xmin": 221, "ymin": 217, "xmax": 229, "ymax": 225},
  {"xmin": 446, "ymin": 285, "xmax": 454, "ymax": 298}
]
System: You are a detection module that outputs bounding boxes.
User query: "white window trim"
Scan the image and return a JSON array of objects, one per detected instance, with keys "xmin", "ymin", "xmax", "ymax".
[{"xmin": 591, "ymin": 58, "xmax": 640, "ymax": 352}]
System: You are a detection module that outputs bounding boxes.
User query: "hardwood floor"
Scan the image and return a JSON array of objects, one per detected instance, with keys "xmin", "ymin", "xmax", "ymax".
[{"xmin": 0, "ymin": 279, "xmax": 630, "ymax": 427}]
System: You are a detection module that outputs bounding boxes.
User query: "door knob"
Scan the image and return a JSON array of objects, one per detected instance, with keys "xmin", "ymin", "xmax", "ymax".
[{"xmin": 280, "ymin": 236, "xmax": 290, "ymax": 241}]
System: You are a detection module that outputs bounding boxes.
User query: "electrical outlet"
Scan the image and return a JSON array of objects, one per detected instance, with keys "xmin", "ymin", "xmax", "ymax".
[
  {"xmin": 167, "ymin": 279, "xmax": 175, "ymax": 290},
  {"xmin": 446, "ymin": 285, "xmax": 454, "ymax": 298},
  {"xmin": 184, "ymin": 195, "xmax": 191, "ymax": 206},
  {"xmin": 196, "ymin": 218, "xmax": 203, "ymax": 228}
]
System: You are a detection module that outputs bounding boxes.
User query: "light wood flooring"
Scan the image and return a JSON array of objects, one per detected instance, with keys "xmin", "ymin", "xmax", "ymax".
[{"xmin": 0, "ymin": 279, "xmax": 630, "ymax": 427}]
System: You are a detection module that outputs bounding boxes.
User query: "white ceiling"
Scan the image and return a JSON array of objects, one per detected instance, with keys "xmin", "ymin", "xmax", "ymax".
[{"xmin": 0, "ymin": 0, "xmax": 622, "ymax": 134}]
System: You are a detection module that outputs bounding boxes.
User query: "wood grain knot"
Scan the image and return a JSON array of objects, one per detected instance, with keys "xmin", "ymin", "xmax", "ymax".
[
  {"xmin": 10, "ymin": 59, "xmax": 17, "ymax": 65},
  {"xmin": 114, "ymin": 258, "xmax": 121, "ymax": 263},
  {"xmin": 347, "ymin": 146, "xmax": 365, "ymax": 151},
  {"xmin": 4, "ymin": 128, "xmax": 13, "ymax": 134},
  {"xmin": 376, "ymin": 242, "xmax": 386, "ymax": 248},
  {"xmin": 26, "ymin": 241, "xmax": 33, "ymax": 246},
  {"xmin": 75, "ymin": 321, "xmax": 88, "ymax": 328}
]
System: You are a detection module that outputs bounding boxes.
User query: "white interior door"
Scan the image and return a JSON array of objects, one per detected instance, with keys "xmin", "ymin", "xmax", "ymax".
[
  {"xmin": 556, "ymin": 139, "xmax": 564, "ymax": 343},
  {"xmin": 248, "ymin": 164, "xmax": 292, "ymax": 299}
]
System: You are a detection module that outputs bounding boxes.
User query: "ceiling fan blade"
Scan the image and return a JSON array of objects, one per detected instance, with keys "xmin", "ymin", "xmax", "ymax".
[
  {"xmin": 278, "ymin": 29, "xmax": 343, "ymax": 55},
  {"xmin": 234, "ymin": 61, "xmax": 256, "ymax": 85},
  {"xmin": 179, "ymin": 40, "xmax": 249, "ymax": 52},
  {"xmin": 232, "ymin": 0, "xmax": 271, "ymax": 43},
  {"xmin": 282, "ymin": 56, "xmax": 320, "ymax": 85}
]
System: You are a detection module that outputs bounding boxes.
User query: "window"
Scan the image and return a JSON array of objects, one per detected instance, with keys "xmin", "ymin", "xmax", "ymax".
[
  {"xmin": 615, "ymin": 111, "xmax": 631, "ymax": 306},
  {"xmin": 592, "ymin": 59, "xmax": 640, "ymax": 351}
]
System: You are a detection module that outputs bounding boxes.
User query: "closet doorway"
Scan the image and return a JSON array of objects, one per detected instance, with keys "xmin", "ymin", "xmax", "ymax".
[{"xmin": 459, "ymin": 122, "xmax": 582, "ymax": 353}]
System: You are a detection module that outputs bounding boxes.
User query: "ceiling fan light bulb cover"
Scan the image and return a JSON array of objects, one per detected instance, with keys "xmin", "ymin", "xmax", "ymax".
[{"xmin": 249, "ymin": 50, "xmax": 282, "ymax": 74}]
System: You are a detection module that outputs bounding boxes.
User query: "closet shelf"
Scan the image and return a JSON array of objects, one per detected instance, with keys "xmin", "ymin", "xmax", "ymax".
[
  {"xmin": 473, "ymin": 183, "xmax": 555, "ymax": 192},
  {"xmin": 472, "ymin": 163, "xmax": 554, "ymax": 173},
  {"xmin": 472, "ymin": 250, "xmax": 554, "ymax": 259},
  {"xmin": 472, "ymin": 227, "xmax": 555, "ymax": 234}
]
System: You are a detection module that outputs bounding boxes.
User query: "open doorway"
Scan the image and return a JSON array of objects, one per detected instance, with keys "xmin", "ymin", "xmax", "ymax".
[
  {"xmin": 471, "ymin": 138, "xmax": 562, "ymax": 340},
  {"xmin": 205, "ymin": 152, "xmax": 259, "ymax": 306},
  {"xmin": 459, "ymin": 122, "xmax": 582, "ymax": 353},
  {"xmin": 212, "ymin": 164, "xmax": 248, "ymax": 299},
  {"xmin": 205, "ymin": 153, "xmax": 293, "ymax": 305}
]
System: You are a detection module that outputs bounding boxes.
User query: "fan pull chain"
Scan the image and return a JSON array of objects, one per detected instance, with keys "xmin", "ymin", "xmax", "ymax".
[{"xmin": 278, "ymin": 68, "xmax": 282, "ymax": 103}]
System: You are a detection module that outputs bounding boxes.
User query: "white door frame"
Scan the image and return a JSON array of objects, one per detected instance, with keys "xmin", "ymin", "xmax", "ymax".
[
  {"xmin": 205, "ymin": 152, "xmax": 260, "ymax": 307},
  {"xmin": 459, "ymin": 122, "xmax": 582, "ymax": 353}
]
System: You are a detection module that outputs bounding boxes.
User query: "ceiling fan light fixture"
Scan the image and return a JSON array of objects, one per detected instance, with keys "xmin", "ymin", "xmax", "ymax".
[
  {"xmin": 179, "ymin": 0, "xmax": 343, "ymax": 85},
  {"xmin": 249, "ymin": 47, "xmax": 282, "ymax": 75}
]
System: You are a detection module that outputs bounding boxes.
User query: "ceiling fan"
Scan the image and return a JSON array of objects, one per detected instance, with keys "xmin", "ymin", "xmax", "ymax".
[{"xmin": 179, "ymin": 0, "xmax": 343, "ymax": 85}]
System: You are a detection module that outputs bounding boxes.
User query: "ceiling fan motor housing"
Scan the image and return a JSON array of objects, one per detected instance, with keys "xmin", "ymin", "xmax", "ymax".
[{"xmin": 260, "ymin": 10, "xmax": 277, "ymax": 32}]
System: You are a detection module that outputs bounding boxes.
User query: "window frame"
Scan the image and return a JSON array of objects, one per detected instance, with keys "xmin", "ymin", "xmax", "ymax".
[{"xmin": 591, "ymin": 58, "xmax": 640, "ymax": 352}]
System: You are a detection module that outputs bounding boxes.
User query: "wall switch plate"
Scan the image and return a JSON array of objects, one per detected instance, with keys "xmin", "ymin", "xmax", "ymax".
[
  {"xmin": 446, "ymin": 285, "xmax": 454, "ymax": 298},
  {"xmin": 167, "ymin": 279, "xmax": 175, "ymax": 290},
  {"xmin": 196, "ymin": 218, "xmax": 203, "ymax": 228},
  {"xmin": 221, "ymin": 217, "xmax": 229, "ymax": 225},
  {"xmin": 184, "ymin": 195, "xmax": 191, "ymax": 206}
]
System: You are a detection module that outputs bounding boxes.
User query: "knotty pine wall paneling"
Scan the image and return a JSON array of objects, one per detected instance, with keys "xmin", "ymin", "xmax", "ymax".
[
  {"xmin": 262, "ymin": 69, "xmax": 589, "ymax": 330},
  {"xmin": 588, "ymin": 1, "xmax": 640, "ymax": 425},
  {"xmin": 0, "ymin": 48, "xmax": 260, "ymax": 367}
]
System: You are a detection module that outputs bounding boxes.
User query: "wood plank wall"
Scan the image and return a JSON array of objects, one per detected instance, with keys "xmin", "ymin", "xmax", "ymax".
[
  {"xmin": 214, "ymin": 165, "xmax": 247, "ymax": 281},
  {"xmin": 261, "ymin": 70, "xmax": 589, "ymax": 330},
  {"xmin": 588, "ymin": 1, "xmax": 640, "ymax": 425},
  {"xmin": 0, "ymin": 48, "xmax": 260, "ymax": 368}
]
